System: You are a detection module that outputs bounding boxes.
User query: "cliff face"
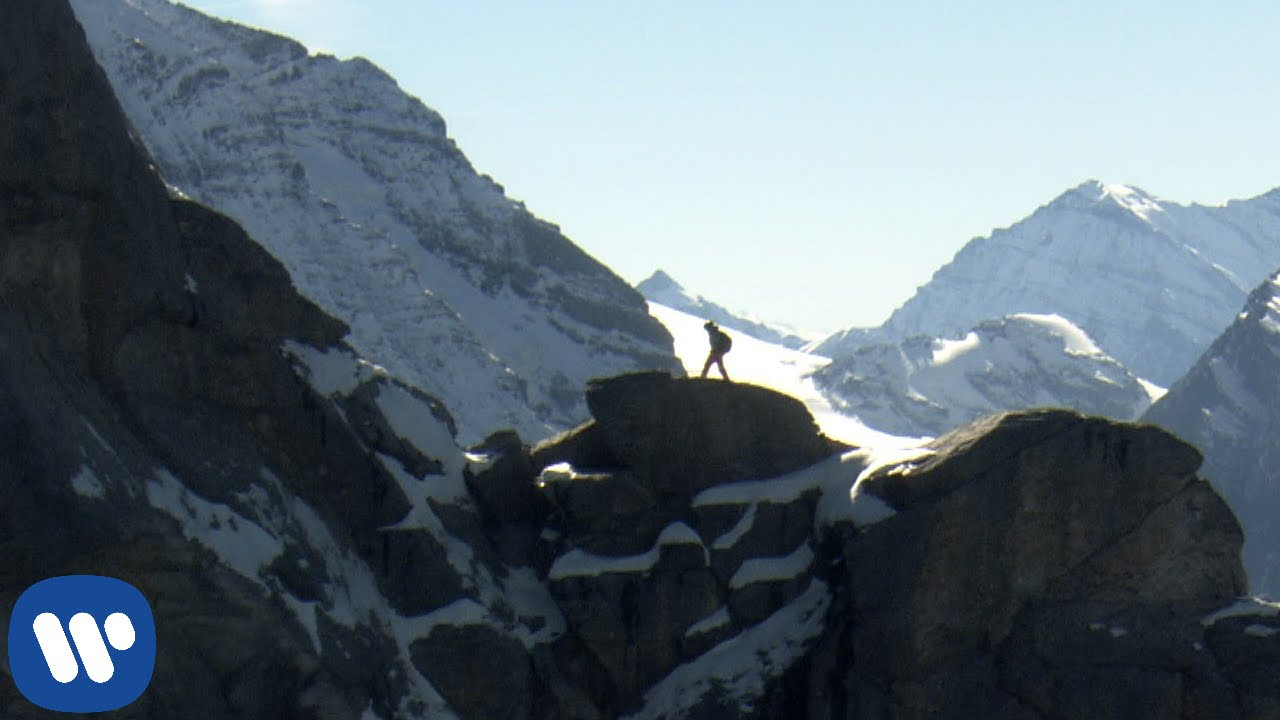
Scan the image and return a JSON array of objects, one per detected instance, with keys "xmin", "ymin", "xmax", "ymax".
[
  {"xmin": 69, "ymin": 0, "xmax": 679, "ymax": 443},
  {"xmin": 1144, "ymin": 272, "xmax": 1280, "ymax": 601},
  {"xmin": 829, "ymin": 411, "xmax": 1252, "ymax": 719},
  {"xmin": 2, "ymin": 3, "xmax": 1278, "ymax": 719},
  {"xmin": 0, "ymin": 2, "xmax": 430, "ymax": 716}
]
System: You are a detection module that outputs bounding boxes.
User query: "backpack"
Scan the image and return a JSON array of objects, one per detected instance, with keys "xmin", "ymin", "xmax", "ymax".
[{"xmin": 712, "ymin": 329, "xmax": 732, "ymax": 354}]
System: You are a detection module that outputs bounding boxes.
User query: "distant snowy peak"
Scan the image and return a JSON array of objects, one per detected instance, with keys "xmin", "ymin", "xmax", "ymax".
[
  {"xmin": 816, "ymin": 179, "xmax": 1280, "ymax": 386},
  {"xmin": 637, "ymin": 269, "xmax": 811, "ymax": 350},
  {"xmin": 71, "ymin": 0, "xmax": 678, "ymax": 443},
  {"xmin": 1148, "ymin": 271, "xmax": 1280, "ymax": 439},
  {"xmin": 813, "ymin": 313, "xmax": 1156, "ymax": 438},
  {"xmin": 1051, "ymin": 180, "xmax": 1167, "ymax": 224},
  {"xmin": 635, "ymin": 269, "xmax": 684, "ymax": 298}
]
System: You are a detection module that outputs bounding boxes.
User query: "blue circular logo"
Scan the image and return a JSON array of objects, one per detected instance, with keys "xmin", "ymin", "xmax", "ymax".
[{"xmin": 8, "ymin": 576, "xmax": 157, "ymax": 713}]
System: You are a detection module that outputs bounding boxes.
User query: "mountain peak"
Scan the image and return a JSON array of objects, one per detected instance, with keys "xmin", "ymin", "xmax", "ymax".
[
  {"xmin": 636, "ymin": 269, "xmax": 684, "ymax": 295},
  {"xmin": 1098, "ymin": 182, "xmax": 1165, "ymax": 221},
  {"xmin": 817, "ymin": 177, "xmax": 1280, "ymax": 385},
  {"xmin": 1054, "ymin": 179, "xmax": 1165, "ymax": 222},
  {"xmin": 637, "ymin": 272, "xmax": 815, "ymax": 350}
]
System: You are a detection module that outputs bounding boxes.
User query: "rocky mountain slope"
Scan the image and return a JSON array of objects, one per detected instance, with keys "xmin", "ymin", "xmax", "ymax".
[
  {"xmin": 813, "ymin": 313, "xmax": 1157, "ymax": 437},
  {"xmin": 816, "ymin": 181, "xmax": 1280, "ymax": 386},
  {"xmin": 68, "ymin": 0, "xmax": 679, "ymax": 442},
  {"xmin": 4, "ymin": 3, "xmax": 1279, "ymax": 719},
  {"xmin": 1144, "ymin": 271, "xmax": 1280, "ymax": 601},
  {"xmin": 637, "ymin": 270, "xmax": 811, "ymax": 349}
]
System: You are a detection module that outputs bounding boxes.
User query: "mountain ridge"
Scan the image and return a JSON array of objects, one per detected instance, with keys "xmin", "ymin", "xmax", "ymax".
[
  {"xmin": 636, "ymin": 269, "xmax": 812, "ymax": 350},
  {"xmin": 1144, "ymin": 270, "xmax": 1280, "ymax": 600},
  {"xmin": 812, "ymin": 312, "xmax": 1157, "ymax": 437},
  {"xmin": 70, "ymin": 0, "xmax": 680, "ymax": 443},
  {"xmin": 815, "ymin": 179, "xmax": 1280, "ymax": 385}
]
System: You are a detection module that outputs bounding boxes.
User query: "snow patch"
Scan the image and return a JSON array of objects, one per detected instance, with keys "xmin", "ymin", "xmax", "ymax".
[
  {"xmin": 1010, "ymin": 313, "xmax": 1102, "ymax": 356},
  {"xmin": 283, "ymin": 341, "xmax": 375, "ymax": 397},
  {"xmin": 729, "ymin": 542, "xmax": 814, "ymax": 589},
  {"xmin": 70, "ymin": 466, "xmax": 107, "ymax": 498},
  {"xmin": 463, "ymin": 451, "xmax": 493, "ymax": 474},
  {"xmin": 81, "ymin": 418, "xmax": 114, "ymax": 453},
  {"xmin": 1244, "ymin": 624, "xmax": 1278, "ymax": 638},
  {"xmin": 374, "ymin": 455, "xmax": 476, "ymax": 574},
  {"xmin": 692, "ymin": 447, "xmax": 913, "ymax": 532},
  {"xmin": 848, "ymin": 485, "xmax": 897, "ymax": 527},
  {"xmin": 498, "ymin": 566, "xmax": 568, "ymax": 641},
  {"xmin": 536, "ymin": 461, "xmax": 583, "ymax": 485},
  {"xmin": 1202, "ymin": 598, "xmax": 1280, "ymax": 626},
  {"xmin": 548, "ymin": 522, "xmax": 706, "ymax": 580},
  {"xmin": 711, "ymin": 503, "xmax": 758, "ymax": 551},
  {"xmin": 624, "ymin": 580, "xmax": 831, "ymax": 719},
  {"xmin": 1137, "ymin": 377, "xmax": 1167, "ymax": 403},
  {"xmin": 684, "ymin": 607, "xmax": 731, "ymax": 638},
  {"xmin": 931, "ymin": 331, "xmax": 981, "ymax": 366},
  {"xmin": 852, "ymin": 445, "xmax": 936, "ymax": 485},
  {"xmin": 145, "ymin": 468, "xmax": 281, "ymax": 586},
  {"xmin": 1100, "ymin": 183, "xmax": 1166, "ymax": 223},
  {"xmin": 372, "ymin": 380, "xmax": 464, "ymax": 483}
]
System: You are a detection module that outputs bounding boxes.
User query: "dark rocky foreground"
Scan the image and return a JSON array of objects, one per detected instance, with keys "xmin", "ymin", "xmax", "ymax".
[{"xmin": 2, "ymin": 1, "xmax": 1279, "ymax": 718}]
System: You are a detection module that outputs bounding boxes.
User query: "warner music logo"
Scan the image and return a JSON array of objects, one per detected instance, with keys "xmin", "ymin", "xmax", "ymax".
[{"xmin": 8, "ymin": 576, "xmax": 156, "ymax": 713}]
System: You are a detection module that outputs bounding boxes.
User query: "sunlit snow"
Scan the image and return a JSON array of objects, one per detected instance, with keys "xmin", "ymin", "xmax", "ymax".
[
  {"xmin": 647, "ymin": 301, "xmax": 921, "ymax": 450},
  {"xmin": 1009, "ymin": 313, "xmax": 1103, "ymax": 356},
  {"xmin": 1099, "ymin": 183, "xmax": 1166, "ymax": 223}
]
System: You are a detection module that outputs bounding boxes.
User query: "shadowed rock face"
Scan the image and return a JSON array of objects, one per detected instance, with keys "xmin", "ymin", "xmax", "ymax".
[
  {"xmin": 522, "ymin": 373, "xmax": 848, "ymax": 708},
  {"xmin": 0, "ymin": 3, "xmax": 436, "ymax": 716},
  {"xmin": 540, "ymin": 371, "xmax": 847, "ymax": 494},
  {"xmin": 812, "ymin": 410, "xmax": 1257, "ymax": 720},
  {"xmin": 530, "ymin": 372, "xmax": 847, "ymax": 558}
]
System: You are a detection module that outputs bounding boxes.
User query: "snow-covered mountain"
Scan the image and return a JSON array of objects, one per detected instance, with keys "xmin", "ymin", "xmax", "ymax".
[
  {"xmin": 816, "ymin": 181, "xmax": 1280, "ymax": 386},
  {"xmin": 650, "ymin": 302, "xmax": 1155, "ymax": 442},
  {"xmin": 811, "ymin": 313, "xmax": 1158, "ymax": 437},
  {"xmin": 69, "ymin": 0, "xmax": 679, "ymax": 443},
  {"xmin": 637, "ymin": 270, "xmax": 812, "ymax": 350},
  {"xmin": 1144, "ymin": 272, "xmax": 1280, "ymax": 600}
]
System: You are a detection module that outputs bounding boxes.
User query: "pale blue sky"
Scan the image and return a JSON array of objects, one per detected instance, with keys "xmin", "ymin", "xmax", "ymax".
[{"xmin": 183, "ymin": 0, "xmax": 1280, "ymax": 334}]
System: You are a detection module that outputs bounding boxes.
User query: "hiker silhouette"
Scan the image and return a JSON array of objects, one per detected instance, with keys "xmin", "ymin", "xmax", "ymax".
[{"xmin": 700, "ymin": 321, "xmax": 732, "ymax": 381}]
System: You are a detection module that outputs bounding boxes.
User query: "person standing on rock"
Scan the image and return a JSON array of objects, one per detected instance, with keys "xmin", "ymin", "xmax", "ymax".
[{"xmin": 701, "ymin": 321, "xmax": 733, "ymax": 381}]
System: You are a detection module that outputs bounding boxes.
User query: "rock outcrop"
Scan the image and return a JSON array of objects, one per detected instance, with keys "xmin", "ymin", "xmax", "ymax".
[
  {"xmin": 524, "ymin": 373, "xmax": 847, "ymax": 709},
  {"xmin": 823, "ymin": 410, "xmax": 1252, "ymax": 719}
]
